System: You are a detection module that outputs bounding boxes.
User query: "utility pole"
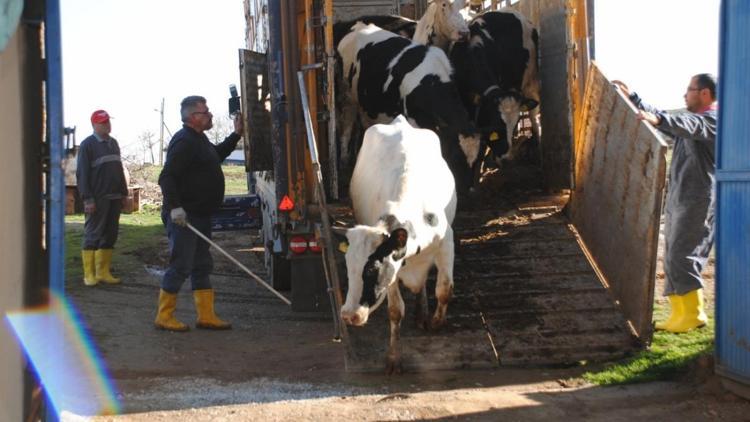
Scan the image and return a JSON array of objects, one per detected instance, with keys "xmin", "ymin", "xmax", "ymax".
[{"xmin": 158, "ymin": 97, "xmax": 165, "ymax": 165}]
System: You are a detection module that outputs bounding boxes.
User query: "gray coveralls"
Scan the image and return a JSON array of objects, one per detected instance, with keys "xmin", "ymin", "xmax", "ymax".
[
  {"xmin": 630, "ymin": 93, "xmax": 717, "ymax": 295},
  {"xmin": 76, "ymin": 133, "xmax": 129, "ymax": 249}
]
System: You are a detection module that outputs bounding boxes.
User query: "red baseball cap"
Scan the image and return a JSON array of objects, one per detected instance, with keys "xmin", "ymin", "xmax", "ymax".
[{"xmin": 90, "ymin": 109, "xmax": 112, "ymax": 124}]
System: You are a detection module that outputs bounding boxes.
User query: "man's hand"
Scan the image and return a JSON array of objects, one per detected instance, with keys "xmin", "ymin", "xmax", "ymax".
[
  {"xmin": 84, "ymin": 201, "xmax": 96, "ymax": 214},
  {"xmin": 611, "ymin": 80, "xmax": 631, "ymax": 98},
  {"xmin": 637, "ymin": 110, "xmax": 661, "ymax": 126},
  {"xmin": 170, "ymin": 207, "xmax": 187, "ymax": 226},
  {"xmin": 233, "ymin": 113, "xmax": 244, "ymax": 135}
]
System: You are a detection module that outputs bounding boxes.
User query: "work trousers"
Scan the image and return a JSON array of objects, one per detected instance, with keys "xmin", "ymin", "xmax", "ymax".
[
  {"xmin": 82, "ymin": 198, "xmax": 122, "ymax": 249},
  {"xmin": 663, "ymin": 197, "xmax": 715, "ymax": 296},
  {"xmin": 161, "ymin": 210, "xmax": 213, "ymax": 293}
]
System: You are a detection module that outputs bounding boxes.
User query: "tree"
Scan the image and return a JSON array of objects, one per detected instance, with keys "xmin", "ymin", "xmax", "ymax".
[
  {"xmin": 206, "ymin": 114, "xmax": 234, "ymax": 145},
  {"xmin": 137, "ymin": 130, "xmax": 158, "ymax": 164}
]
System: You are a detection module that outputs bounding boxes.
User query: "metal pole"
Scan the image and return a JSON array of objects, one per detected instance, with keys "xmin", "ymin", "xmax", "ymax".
[
  {"xmin": 45, "ymin": 3, "xmax": 65, "ymax": 420},
  {"xmin": 159, "ymin": 97, "xmax": 165, "ymax": 165},
  {"xmin": 185, "ymin": 223, "xmax": 292, "ymax": 306},
  {"xmin": 324, "ymin": 0, "xmax": 339, "ymax": 200},
  {"xmin": 297, "ymin": 70, "xmax": 346, "ymax": 342}
]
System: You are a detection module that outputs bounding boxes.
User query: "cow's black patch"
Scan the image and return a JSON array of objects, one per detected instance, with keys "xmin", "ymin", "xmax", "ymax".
[
  {"xmin": 359, "ymin": 228, "xmax": 409, "ymax": 306},
  {"xmin": 360, "ymin": 259, "xmax": 381, "ymax": 306},
  {"xmin": 355, "ymin": 36, "xmax": 412, "ymax": 120},
  {"xmin": 476, "ymin": 12, "xmax": 530, "ymax": 93}
]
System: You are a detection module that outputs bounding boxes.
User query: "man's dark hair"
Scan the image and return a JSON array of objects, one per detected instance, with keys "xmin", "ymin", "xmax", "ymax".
[
  {"xmin": 694, "ymin": 73, "xmax": 717, "ymax": 100},
  {"xmin": 180, "ymin": 95, "xmax": 207, "ymax": 122}
]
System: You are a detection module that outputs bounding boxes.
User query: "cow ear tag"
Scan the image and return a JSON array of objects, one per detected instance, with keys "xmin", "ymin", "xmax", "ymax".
[
  {"xmin": 489, "ymin": 132, "xmax": 499, "ymax": 142},
  {"xmin": 338, "ymin": 241, "xmax": 349, "ymax": 253}
]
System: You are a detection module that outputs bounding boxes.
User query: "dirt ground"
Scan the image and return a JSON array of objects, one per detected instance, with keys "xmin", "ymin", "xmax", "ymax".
[{"xmin": 61, "ymin": 166, "xmax": 748, "ymax": 421}]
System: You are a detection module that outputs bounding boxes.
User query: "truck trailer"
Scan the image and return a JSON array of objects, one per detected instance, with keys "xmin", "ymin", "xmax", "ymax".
[{"xmin": 239, "ymin": 0, "xmax": 668, "ymax": 371}]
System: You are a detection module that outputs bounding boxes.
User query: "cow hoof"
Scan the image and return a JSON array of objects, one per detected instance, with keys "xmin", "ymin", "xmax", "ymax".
[
  {"xmin": 386, "ymin": 359, "xmax": 403, "ymax": 375},
  {"xmin": 431, "ymin": 316, "xmax": 447, "ymax": 330},
  {"xmin": 414, "ymin": 309, "xmax": 430, "ymax": 331}
]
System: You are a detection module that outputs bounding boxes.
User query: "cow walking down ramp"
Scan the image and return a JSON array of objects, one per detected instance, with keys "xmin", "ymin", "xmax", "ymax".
[
  {"xmin": 341, "ymin": 115, "xmax": 457, "ymax": 374},
  {"xmin": 341, "ymin": 168, "xmax": 641, "ymax": 373}
]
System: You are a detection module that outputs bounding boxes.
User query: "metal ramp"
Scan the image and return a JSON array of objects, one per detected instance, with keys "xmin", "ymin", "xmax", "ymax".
[{"xmin": 344, "ymin": 187, "xmax": 641, "ymax": 372}]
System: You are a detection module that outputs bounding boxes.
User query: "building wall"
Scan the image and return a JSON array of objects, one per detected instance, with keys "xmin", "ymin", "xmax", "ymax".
[
  {"xmin": 0, "ymin": 25, "xmax": 28, "ymax": 422},
  {"xmin": 715, "ymin": 0, "xmax": 750, "ymax": 388}
]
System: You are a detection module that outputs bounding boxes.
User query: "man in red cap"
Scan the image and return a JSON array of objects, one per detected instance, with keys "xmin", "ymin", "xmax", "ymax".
[{"xmin": 76, "ymin": 109, "xmax": 129, "ymax": 286}]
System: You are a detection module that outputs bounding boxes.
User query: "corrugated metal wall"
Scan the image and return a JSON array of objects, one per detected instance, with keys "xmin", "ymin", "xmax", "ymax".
[{"xmin": 715, "ymin": 0, "xmax": 750, "ymax": 386}]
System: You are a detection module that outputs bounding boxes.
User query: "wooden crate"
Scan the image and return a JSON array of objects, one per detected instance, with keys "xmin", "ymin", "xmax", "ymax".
[
  {"xmin": 122, "ymin": 186, "xmax": 141, "ymax": 214},
  {"xmin": 67, "ymin": 186, "xmax": 142, "ymax": 214},
  {"xmin": 65, "ymin": 186, "xmax": 82, "ymax": 215}
]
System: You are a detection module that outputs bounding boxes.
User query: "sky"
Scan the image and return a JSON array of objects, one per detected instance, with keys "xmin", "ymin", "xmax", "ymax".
[
  {"xmin": 60, "ymin": 0, "xmax": 246, "ymax": 162},
  {"xmin": 60, "ymin": 0, "xmax": 720, "ymax": 162},
  {"xmin": 593, "ymin": 0, "xmax": 720, "ymax": 110}
]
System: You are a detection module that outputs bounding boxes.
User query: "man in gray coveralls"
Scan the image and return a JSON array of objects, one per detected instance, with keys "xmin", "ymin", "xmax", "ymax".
[
  {"xmin": 76, "ymin": 109, "xmax": 129, "ymax": 286},
  {"xmin": 614, "ymin": 74, "xmax": 717, "ymax": 333}
]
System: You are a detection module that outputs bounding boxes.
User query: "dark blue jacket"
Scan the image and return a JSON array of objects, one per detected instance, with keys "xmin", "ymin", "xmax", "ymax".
[{"xmin": 159, "ymin": 125, "xmax": 241, "ymax": 216}]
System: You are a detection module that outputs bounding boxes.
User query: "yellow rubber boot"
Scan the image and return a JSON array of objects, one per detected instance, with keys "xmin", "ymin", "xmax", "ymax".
[
  {"xmin": 194, "ymin": 289, "xmax": 232, "ymax": 330},
  {"xmin": 668, "ymin": 289, "xmax": 708, "ymax": 333},
  {"xmin": 95, "ymin": 249, "xmax": 121, "ymax": 284},
  {"xmin": 154, "ymin": 290, "xmax": 189, "ymax": 332},
  {"xmin": 82, "ymin": 250, "xmax": 98, "ymax": 286},
  {"xmin": 655, "ymin": 295, "xmax": 682, "ymax": 331}
]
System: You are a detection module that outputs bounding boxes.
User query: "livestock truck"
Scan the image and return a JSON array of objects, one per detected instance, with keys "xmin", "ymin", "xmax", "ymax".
[{"xmin": 238, "ymin": 0, "xmax": 667, "ymax": 371}]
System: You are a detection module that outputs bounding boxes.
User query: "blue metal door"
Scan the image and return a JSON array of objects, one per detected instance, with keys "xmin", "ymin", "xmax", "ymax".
[{"xmin": 715, "ymin": 0, "xmax": 750, "ymax": 385}]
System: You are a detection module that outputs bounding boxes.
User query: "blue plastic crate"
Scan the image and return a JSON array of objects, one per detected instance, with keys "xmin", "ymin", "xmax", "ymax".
[{"xmin": 211, "ymin": 194, "xmax": 261, "ymax": 231}]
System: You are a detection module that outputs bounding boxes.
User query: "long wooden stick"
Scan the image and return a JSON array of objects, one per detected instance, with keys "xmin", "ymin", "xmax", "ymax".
[{"xmin": 186, "ymin": 223, "xmax": 292, "ymax": 306}]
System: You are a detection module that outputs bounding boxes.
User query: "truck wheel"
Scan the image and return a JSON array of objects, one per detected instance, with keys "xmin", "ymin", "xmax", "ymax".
[{"xmin": 271, "ymin": 254, "xmax": 291, "ymax": 291}]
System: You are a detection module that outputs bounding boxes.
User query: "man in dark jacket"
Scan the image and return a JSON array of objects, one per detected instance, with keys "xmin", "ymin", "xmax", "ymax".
[
  {"xmin": 614, "ymin": 74, "xmax": 717, "ymax": 333},
  {"xmin": 76, "ymin": 109, "xmax": 129, "ymax": 286},
  {"xmin": 155, "ymin": 95, "xmax": 243, "ymax": 332}
]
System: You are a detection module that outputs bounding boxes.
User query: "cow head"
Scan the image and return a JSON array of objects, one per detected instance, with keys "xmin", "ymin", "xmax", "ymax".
[
  {"xmin": 429, "ymin": 0, "xmax": 470, "ymax": 44},
  {"xmin": 340, "ymin": 218, "xmax": 412, "ymax": 326},
  {"xmin": 481, "ymin": 90, "xmax": 538, "ymax": 163}
]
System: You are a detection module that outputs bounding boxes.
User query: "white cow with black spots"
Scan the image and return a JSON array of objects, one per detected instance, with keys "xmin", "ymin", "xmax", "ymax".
[{"xmin": 341, "ymin": 115, "xmax": 457, "ymax": 374}]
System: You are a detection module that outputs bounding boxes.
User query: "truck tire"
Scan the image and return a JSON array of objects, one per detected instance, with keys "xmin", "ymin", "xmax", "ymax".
[{"xmin": 271, "ymin": 253, "xmax": 291, "ymax": 291}]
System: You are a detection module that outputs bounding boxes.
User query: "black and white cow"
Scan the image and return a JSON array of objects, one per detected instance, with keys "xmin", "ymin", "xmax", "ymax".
[
  {"xmin": 337, "ymin": 22, "xmax": 482, "ymax": 195},
  {"xmin": 342, "ymin": 115, "xmax": 457, "ymax": 374},
  {"xmin": 452, "ymin": 9, "xmax": 540, "ymax": 164}
]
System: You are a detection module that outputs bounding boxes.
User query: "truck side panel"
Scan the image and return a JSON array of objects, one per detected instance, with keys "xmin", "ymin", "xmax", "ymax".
[{"xmin": 570, "ymin": 63, "xmax": 667, "ymax": 340}]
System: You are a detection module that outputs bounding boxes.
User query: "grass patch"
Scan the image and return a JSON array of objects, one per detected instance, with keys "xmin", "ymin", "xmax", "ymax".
[
  {"xmin": 65, "ymin": 210, "xmax": 165, "ymax": 281},
  {"xmin": 129, "ymin": 164, "xmax": 248, "ymax": 196},
  {"xmin": 222, "ymin": 164, "xmax": 249, "ymax": 195},
  {"xmin": 582, "ymin": 302, "xmax": 714, "ymax": 385}
]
